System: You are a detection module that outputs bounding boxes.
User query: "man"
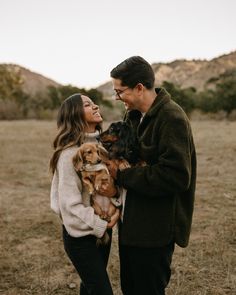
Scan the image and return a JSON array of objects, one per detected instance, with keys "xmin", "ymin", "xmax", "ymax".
[{"xmin": 108, "ymin": 56, "xmax": 197, "ymax": 295}]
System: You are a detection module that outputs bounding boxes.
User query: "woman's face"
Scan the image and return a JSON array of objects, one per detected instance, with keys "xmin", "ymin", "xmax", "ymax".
[{"xmin": 82, "ymin": 95, "xmax": 103, "ymax": 131}]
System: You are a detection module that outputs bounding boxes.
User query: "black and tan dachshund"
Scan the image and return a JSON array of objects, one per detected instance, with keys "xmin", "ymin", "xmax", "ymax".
[{"xmin": 98, "ymin": 121, "xmax": 141, "ymax": 166}]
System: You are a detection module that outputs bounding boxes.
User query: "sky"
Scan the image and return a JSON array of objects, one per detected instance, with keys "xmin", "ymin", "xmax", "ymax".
[{"xmin": 0, "ymin": 0, "xmax": 236, "ymax": 89}]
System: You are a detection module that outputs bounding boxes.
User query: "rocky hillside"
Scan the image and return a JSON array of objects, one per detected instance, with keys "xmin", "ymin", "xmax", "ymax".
[
  {"xmin": 98, "ymin": 50, "xmax": 236, "ymax": 99},
  {"xmin": 2, "ymin": 64, "xmax": 61, "ymax": 96},
  {"xmin": 2, "ymin": 50, "xmax": 235, "ymax": 99}
]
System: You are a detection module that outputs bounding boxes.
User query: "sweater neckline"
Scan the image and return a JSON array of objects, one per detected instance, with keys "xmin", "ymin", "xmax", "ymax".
[
  {"xmin": 83, "ymin": 130, "xmax": 100, "ymax": 143},
  {"xmin": 84, "ymin": 130, "xmax": 100, "ymax": 138}
]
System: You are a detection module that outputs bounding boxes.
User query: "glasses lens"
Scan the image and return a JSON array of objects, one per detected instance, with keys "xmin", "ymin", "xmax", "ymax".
[{"xmin": 113, "ymin": 87, "xmax": 129, "ymax": 100}]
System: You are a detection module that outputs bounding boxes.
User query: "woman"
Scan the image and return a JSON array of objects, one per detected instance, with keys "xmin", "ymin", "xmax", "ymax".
[{"xmin": 50, "ymin": 93, "xmax": 119, "ymax": 295}]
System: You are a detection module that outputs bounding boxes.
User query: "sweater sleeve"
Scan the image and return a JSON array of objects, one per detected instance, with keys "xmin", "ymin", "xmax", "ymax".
[
  {"xmin": 56, "ymin": 148, "xmax": 107, "ymax": 238},
  {"xmin": 117, "ymin": 114, "xmax": 194, "ymax": 198}
]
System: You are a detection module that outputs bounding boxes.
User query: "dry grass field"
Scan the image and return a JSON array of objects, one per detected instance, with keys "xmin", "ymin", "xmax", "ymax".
[{"xmin": 0, "ymin": 120, "xmax": 235, "ymax": 295}]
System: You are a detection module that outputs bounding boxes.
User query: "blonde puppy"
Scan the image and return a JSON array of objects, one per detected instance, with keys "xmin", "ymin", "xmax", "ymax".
[{"xmin": 73, "ymin": 143, "xmax": 119, "ymax": 243}]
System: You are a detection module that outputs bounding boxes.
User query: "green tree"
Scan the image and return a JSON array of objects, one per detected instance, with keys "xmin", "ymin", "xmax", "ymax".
[
  {"xmin": 162, "ymin": 81, "xmax": 196, "ymax": 115},
  {"xmin": 0, "ymin": 65, "xmax": 29, "ymax": 117},
  {"xmin": 214, "ymin": 76, "xmax": 236, "ymax": 114},
  {"xmin": 47, "ymin": 85, "xmax": 110, "ymax": 109},
  {"xmin": 200, "ymin": 70, "xmax": 236, "ymax": 115},
  {"xmin": 0, "ymin": 65, "xmax": 26, "ymax": 101},
  {"xmin": 47, "ymin": 86, "xmax": 61, "ymax": 109},
  {"xmin": 197, "ymin": 90, "xmax": 219, "ymax": 113}
]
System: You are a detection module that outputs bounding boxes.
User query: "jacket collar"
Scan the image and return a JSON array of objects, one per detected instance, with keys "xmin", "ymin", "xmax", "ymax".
[
  {"xmin": 145, "ymin": 88, "xmax": 171, "ymax": 118},
  {"xmin": 80, "ymin": 162, "xmax": 109, "ymax": 173},
  {"xmin": 125, "ymin": 87, "xmax": 171, "ymax": 122}
]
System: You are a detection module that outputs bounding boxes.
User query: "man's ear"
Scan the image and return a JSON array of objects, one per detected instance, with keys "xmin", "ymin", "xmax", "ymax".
[
  {"xmin": 136, "ymin": 82, "xmax": 144, "ymax": 92},
  {"xmin": 72, "ymin": 149, "xmax": 83, "ymax": 172},
  {"xmin": 97, "ymin": 144, "xmax": 109, "ymax": 162}
]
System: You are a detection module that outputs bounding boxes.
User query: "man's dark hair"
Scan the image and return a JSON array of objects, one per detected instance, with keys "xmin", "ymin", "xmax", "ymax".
[{"xmin": 110, "ymin": 56, "xmax": 155, "ymax": 89}]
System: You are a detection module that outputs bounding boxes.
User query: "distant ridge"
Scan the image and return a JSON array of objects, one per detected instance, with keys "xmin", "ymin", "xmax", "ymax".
[
  {"xmin": 1, "ymin": 64, "xmax": 61, "ymax": 96},
  {"xmin": 98, "ymin": 50, "xmax": 236, "ymax": 99},
  {"xmin": 1, "ymin": 50, "xmax": 236, "ymax": 99}
]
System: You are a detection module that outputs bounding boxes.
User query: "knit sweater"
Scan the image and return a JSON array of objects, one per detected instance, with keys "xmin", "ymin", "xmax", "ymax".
[{"xmin": 50, "ymin": 131, "xmax": 108, "ymax": 238}]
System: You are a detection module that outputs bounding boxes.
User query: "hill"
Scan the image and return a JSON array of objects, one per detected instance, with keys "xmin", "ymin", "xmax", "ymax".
[
  {"xmin": 98, "ymin": 50, "xmax": 236, "ymax": 99},
  {"xmin": 1, "ymin": 64, "xmax": 61, "ymax": 96},
  {"xmin": 1, "ymin": 50, "xmax": 236, "ymax": 99}
]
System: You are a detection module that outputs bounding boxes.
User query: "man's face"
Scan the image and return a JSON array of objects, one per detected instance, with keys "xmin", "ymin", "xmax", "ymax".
[{"xmin": 112, "ymin": 78, "xmax": 140, "ymax": 111}]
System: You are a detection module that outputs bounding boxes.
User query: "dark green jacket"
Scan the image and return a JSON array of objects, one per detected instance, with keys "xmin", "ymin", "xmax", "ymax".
[{"xmin": 117, "ymin": 88, "xmax": 196, "ymax": 248}]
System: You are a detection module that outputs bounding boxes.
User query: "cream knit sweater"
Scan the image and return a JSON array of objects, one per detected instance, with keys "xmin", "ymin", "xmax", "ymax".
[{"xmin": 50, "ymin": 131, "xmax": 108, "ymax": 238}]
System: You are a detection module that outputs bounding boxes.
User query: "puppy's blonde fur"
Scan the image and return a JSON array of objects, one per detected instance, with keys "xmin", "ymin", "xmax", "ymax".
[
  {"xmin": 73, "ymin": 143, "xmax": 118, "ymax": 244},
  {"xmin": 73, "ymin": 143, "xmax": 112, "ymax": 197}
]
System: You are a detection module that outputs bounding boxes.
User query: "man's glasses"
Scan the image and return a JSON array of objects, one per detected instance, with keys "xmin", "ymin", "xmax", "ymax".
[{"xmin": 113, "ymin": 87, "xmax": 130, "ymax": 100}]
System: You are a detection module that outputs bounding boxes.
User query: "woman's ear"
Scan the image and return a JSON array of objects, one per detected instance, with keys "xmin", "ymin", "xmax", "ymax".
[{"xmin": 72, "ymin": 149, "xmax": 83, "ymax": 172}]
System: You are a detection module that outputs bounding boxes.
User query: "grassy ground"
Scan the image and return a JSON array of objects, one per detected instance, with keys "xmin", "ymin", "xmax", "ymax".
[{"xmin": 0, "ymin": 120, "xmax": 235, "ymax": 295}]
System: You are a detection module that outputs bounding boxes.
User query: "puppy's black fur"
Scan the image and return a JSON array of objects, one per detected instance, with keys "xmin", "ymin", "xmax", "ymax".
[{"xmin": 98, "ymin": 121, "xmax": 140, "ymax": 164}]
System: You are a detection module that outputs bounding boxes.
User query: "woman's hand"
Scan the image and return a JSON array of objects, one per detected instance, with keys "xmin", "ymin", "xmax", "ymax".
[{"xmin": 107, "ymin": 207, "xmax": 120, "ymax": 229}]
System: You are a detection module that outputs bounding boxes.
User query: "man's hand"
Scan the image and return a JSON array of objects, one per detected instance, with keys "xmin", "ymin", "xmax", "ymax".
[
  {"xmin": 107, "ymin": 207, "xmax": 120, "ymax": 228},
  {"xmin": 106, "ymin": 159, "xmax": 130, "ymax": 179}
]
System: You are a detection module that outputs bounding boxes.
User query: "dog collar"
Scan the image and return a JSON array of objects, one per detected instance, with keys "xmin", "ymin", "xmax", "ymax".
[{"xmin": 81, "ymin": 163, "xmax": 109, "ymax": 173}]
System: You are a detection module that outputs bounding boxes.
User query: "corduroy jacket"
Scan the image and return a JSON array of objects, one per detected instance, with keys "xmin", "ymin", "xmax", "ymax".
[{"xmin": 117, "ymin": 88, "xmax": 197, "ymax": 248}]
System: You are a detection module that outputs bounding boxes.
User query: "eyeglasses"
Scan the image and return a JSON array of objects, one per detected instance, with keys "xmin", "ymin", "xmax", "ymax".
[{"xmin": 113, "ymin": 87, "xmax": 130, "ymax": 100}]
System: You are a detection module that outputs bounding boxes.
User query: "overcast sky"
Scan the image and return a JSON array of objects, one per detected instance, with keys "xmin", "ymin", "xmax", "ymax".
[{"xmin": 1, "ymin": 0, "xmax": 235, "ymax": 88}]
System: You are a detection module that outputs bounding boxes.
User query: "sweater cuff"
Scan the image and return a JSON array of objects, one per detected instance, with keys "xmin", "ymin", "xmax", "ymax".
[{"xmin": 93, "ymin": 215, "xmax": 107, "ymax": 238}]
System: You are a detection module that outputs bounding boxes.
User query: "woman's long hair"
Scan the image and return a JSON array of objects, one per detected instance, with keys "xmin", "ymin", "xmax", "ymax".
[{"xmin": 49, "ymin": 93, "xmax": 101, "ymax": 174}]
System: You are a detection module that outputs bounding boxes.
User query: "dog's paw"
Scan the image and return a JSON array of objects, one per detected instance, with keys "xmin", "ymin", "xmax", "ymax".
[
  {"xmin": 119, "ymin": 160, "xmax": 131, "ymax": 170},
  {"xmin": 100, "ymin": 214, "xmax": 111, "ymax": 222}
]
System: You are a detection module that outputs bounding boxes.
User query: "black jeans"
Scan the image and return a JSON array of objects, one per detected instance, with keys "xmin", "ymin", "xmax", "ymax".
[
  {"xmin": 63, "ymin": 226, "xmax": 113, "ymax": 295},
  {"xmin": 119, "ymin": 241, "xmax": 175, "ymax": 295}
]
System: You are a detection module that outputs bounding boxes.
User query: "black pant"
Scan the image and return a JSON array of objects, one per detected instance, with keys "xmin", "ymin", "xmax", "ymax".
[
  {"xmin": 63, "ymin": 226, "xmax": 113, "ymax": 295},
  {"xmin": 119, "ymin": 242, "xmax": 175, "ymax": 295}
]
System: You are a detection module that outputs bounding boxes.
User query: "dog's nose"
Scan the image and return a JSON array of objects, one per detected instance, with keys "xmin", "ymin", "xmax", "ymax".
[{"xmin": 96, "ymin": 135, "xmax": 100, "ymax": 141}]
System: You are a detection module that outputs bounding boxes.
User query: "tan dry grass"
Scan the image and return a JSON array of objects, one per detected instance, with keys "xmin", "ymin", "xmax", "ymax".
[{"xmin": 0, "ymin": 120, "xmax": 235, "ymax": 295}]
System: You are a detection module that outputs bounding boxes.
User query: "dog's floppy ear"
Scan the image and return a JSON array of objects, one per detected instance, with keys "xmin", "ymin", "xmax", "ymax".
[
  {"xmin": 119, "ymin": 121, "xmax": 130, "ymax": 137},
  {"xmin": 72, "ymin": 149, "xmax": 84, "ymax": 172},
  {"xmin": 97, "ymin": 144, "xmax": 109, "ymax": 162}
]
